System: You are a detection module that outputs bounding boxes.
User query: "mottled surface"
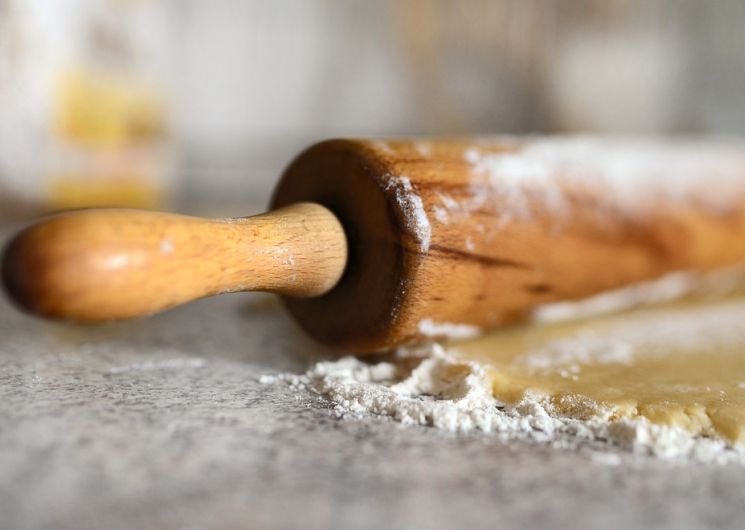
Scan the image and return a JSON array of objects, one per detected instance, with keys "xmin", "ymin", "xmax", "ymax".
[{"xmin": 2, "ymin": 288, "xmax": 745, "ymax": 530}]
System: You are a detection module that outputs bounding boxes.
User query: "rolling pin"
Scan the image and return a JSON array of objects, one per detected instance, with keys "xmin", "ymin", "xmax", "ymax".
[{"xmin": 3, "ymin": 137, "xmax": 745, "ymax": 352}]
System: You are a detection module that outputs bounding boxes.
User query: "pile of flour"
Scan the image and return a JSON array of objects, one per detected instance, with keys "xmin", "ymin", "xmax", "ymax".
[
  {"xmin": 260, "ymin": 343, "xmax": 745, "ymax": 465},
  {"xmin": 261, "ymin": 269, "xmax": 745, "ymax": 465}
]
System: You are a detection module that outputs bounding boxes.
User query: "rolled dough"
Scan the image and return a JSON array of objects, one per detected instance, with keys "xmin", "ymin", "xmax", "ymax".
[{"xmin": 453, "ymin": 295, "xmax": 745, "ymax": 443}]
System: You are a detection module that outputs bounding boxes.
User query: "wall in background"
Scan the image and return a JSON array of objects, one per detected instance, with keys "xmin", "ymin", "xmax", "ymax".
[{"xmin": 2, "ymin": 0, "xmax": 745, "ymax": 212}]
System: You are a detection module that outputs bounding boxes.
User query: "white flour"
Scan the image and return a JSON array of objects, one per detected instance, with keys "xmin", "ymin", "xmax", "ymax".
[
  {"xmin": 384, "ymin": 175, "xmax": 432, "ymax": 252},
  {"xmin": 260, "ymin": 345, "xmax": 745, "ymax": 465},
  {"xmin": 417, "ymin": 318, "xmax": 482, "ymax": 340},
  {"xmin": 533, "ymin": 267, "xmax": 745, "ymax": 324},
  {"xmin": 261, "ymin": 269, "xmax": 745, "ymax": 465},
  {"xmin": 463, "ymin": 137, "xmax": 745, "ymax": 221}
]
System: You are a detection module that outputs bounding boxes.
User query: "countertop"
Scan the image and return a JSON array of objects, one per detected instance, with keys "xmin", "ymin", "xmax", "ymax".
[{"xmin": 2, "ymin": 275, "xmax": 745, "ymax": 530}]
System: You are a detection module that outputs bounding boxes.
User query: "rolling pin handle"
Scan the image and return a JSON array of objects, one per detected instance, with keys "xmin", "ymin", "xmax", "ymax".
[{"xmin": 1, "ymin": 203, "xmax": 348, "ymax": 322}]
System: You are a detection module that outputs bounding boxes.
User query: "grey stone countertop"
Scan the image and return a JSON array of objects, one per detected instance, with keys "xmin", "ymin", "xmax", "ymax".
[{"xmin": 1, "ymin": 269, "xmax": 745, "ymax": 530}]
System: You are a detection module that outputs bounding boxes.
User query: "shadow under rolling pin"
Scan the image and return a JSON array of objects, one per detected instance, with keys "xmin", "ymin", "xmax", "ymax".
[{"xmin": 4, "ymin": 138, "xmax": 745, "ymax": 353}]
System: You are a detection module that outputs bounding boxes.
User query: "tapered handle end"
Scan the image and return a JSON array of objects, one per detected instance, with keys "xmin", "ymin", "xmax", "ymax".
[{"xmin": 1, "ymin": 203, "xmax": 348, "ymax": 322}]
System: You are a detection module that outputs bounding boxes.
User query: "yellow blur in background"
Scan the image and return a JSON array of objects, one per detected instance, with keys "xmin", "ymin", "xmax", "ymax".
[
  {"xmin": 1, "ymin": 0, "xmax": 745, "ymax": 216},
  {"xmin": 50, "ymin": 68, "xmax": 166, "ymax": 209},
  {"xmin": 0, "ymin": 0, "xmax": 172, "ymax": 214}
]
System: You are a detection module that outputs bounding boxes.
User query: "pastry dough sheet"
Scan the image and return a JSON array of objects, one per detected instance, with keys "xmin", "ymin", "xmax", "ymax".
[{"xmin": 453, "ymin": 295, "xmax": 745, "ymax": 443}]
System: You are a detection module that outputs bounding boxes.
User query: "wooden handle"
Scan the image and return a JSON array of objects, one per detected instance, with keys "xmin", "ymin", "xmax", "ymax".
[{"xmin": 2, "ymin": 203, "xmax": 347, "ymax": 321}]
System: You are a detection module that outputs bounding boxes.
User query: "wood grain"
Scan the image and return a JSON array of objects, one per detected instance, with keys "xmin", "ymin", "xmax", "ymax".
[
  {"xmin": 273, "ymin": 138, "xmax": 745, "ymax": 351},
  {"xmin": 2, "ymin": 203, "xmax": 347, "ymax": 321},
  {"xmin": 4, "ymin": 137, "xmax": 745, "ymax": 353}
]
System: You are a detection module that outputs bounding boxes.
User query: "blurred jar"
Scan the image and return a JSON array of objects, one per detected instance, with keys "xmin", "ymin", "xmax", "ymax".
[{"xmin": 0, "ymin": 0, "xmax": 174, "ymax": 214}]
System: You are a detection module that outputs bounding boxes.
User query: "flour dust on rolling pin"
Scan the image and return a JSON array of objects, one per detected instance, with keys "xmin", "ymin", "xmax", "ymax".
[
  {"xmin": 414, "ymin": 137, "xmax": 745, "ymax": 339},
  {"xmin": 426, "ymin": 137, "xmax": 745, "ymax": 237},
  {"xmin": 274, "ymin": 136, "xmax": 745, "ymax": 350}
]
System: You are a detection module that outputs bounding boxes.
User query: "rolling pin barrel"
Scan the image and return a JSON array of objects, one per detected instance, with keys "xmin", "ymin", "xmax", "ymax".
[
  {"xmin": 2, "ymin": 204, "xmax": 347, "ymax": 322},
  {"xmin": 272, "ymin": 139, "xmax": 745, "ymax": 351},
  {"xmin": 4, "ymin": 138, "xmax": 745, "ymax": 353}
]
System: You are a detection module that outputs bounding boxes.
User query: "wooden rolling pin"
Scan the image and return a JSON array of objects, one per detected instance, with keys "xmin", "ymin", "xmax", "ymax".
[{"xmin": 3, "ymin": 138, "xmax": 745, "ymax": 352}]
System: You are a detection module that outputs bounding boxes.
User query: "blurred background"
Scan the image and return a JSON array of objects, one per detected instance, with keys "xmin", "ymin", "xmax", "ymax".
[{"xmin": 1, "ymin": 0, "xmax": 744, "ymax": 217}]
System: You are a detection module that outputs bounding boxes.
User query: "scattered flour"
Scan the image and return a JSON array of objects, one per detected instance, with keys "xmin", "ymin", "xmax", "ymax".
[
  {"xmin": 385, "ymin": 175, "xmax": 432, "ymax": 252},
  {"xmin": 262, "ymin": 268, "xmax": 745, "ymax": 465},
  {"xmin": 432, "ymin": 205, "xmax": 450, "ymax": 224},
  {"xmin": 533, "ymin": 266, "xmax": 745, "ymax": 324},
  {"xmin": 260, "ymin": 345, "xmax": 745, "ymax": 465},
  {"xmin": 459, "ymin": 137, "xmax": 745, "ymax": 227},
  {"xmin": 415, "ymin": 142, "xmax": 433, "ymax": 158},
  {"xmin": 160, "ymin": 239, "xmax": 175, "ymax": 254},
  {"xmin": 417, "ymin": 318, "xmax": 482, "ymax": 340},
  {"xmin": 371, "ymin": 140, "xmax": 394, "ymax": 155}
]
